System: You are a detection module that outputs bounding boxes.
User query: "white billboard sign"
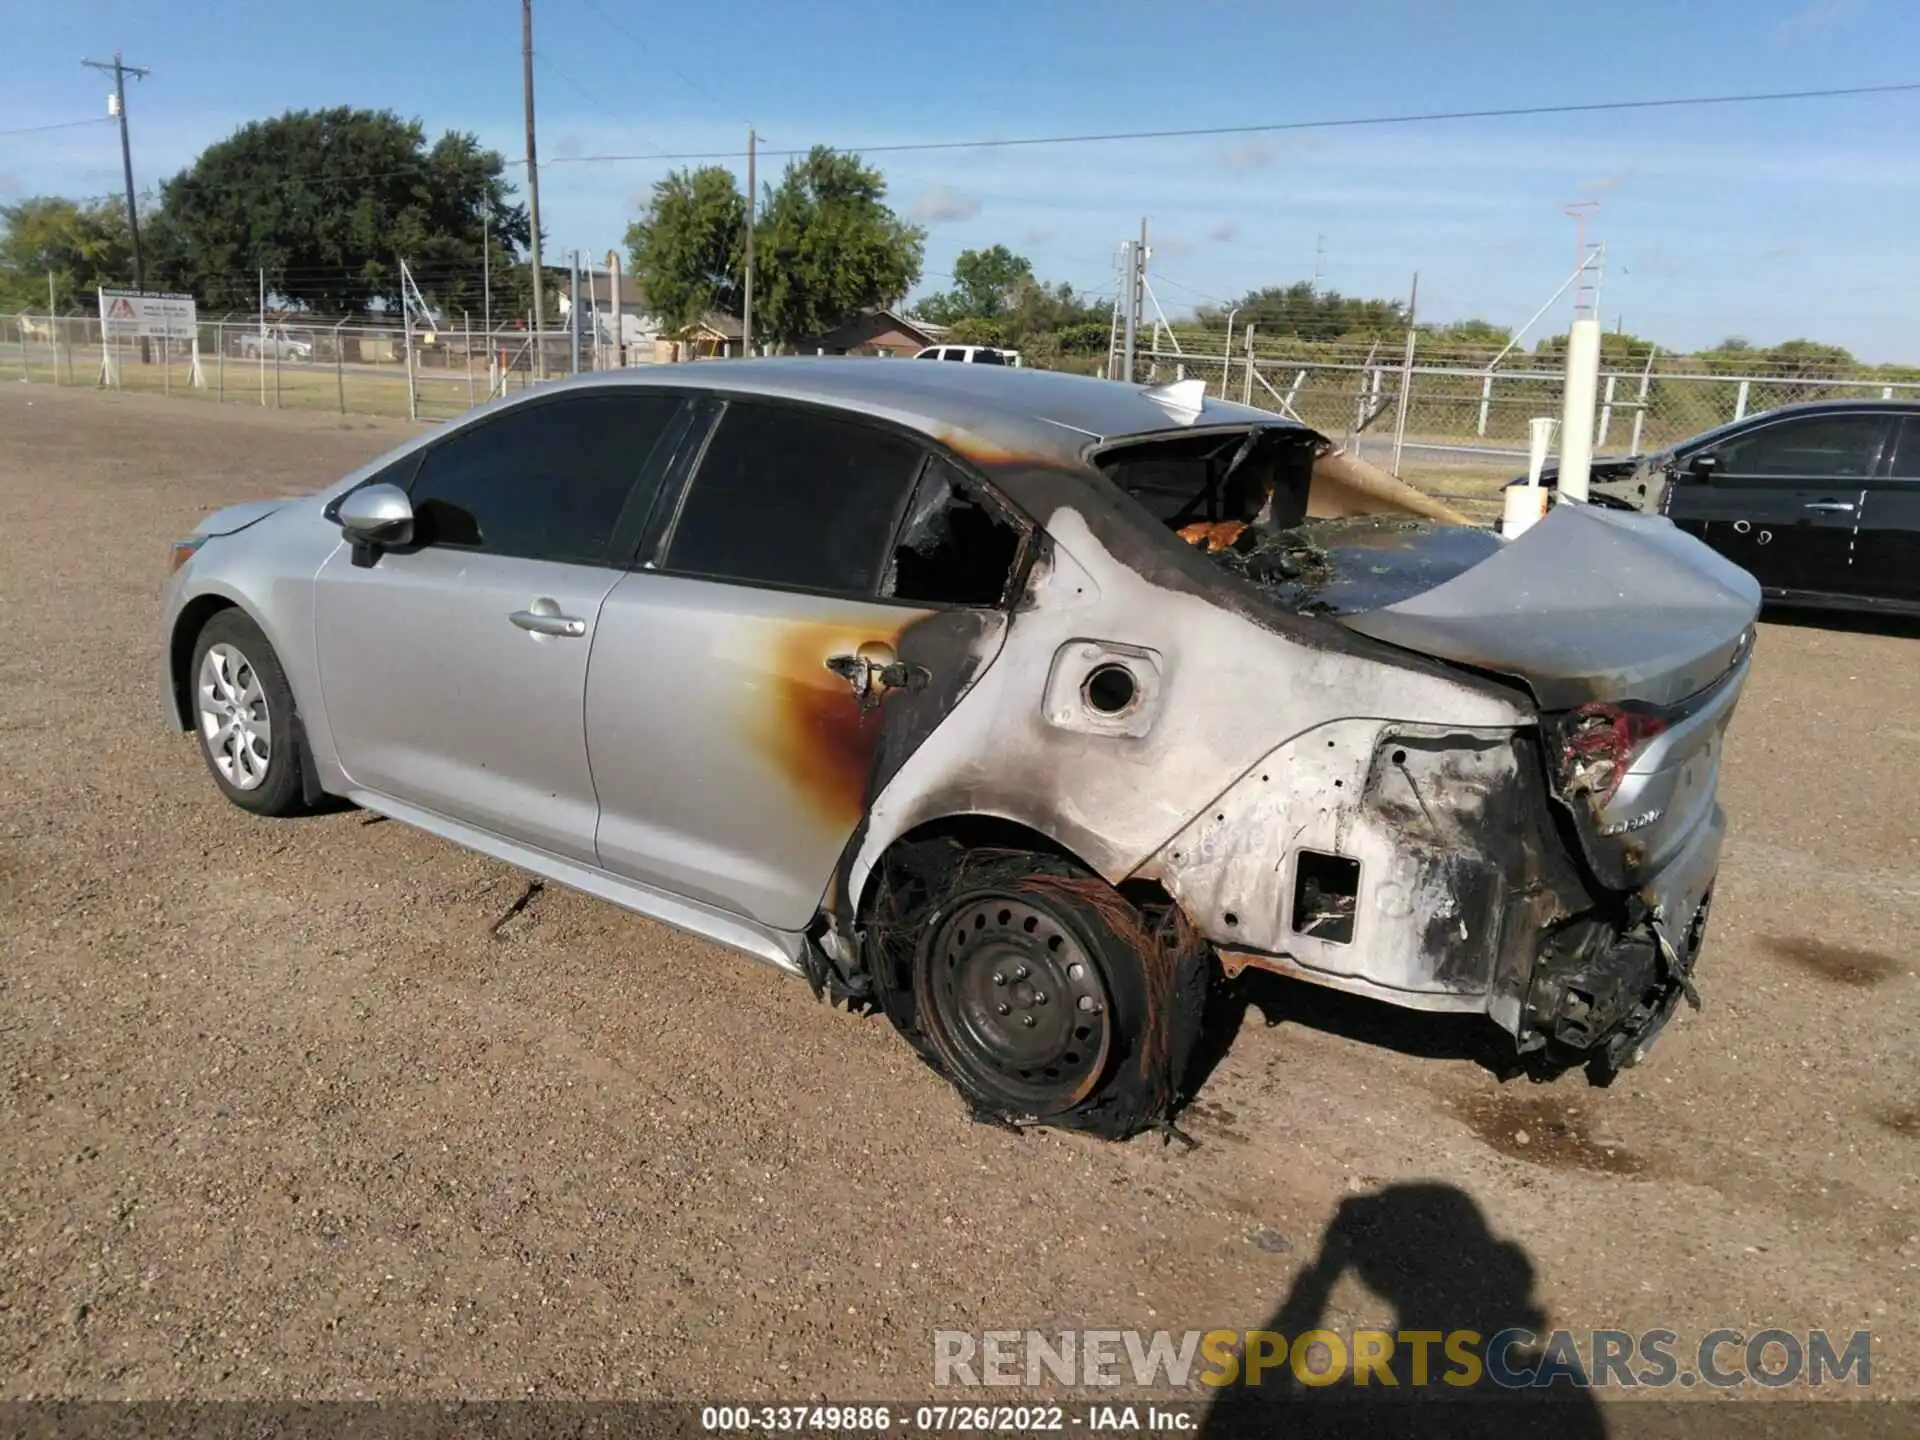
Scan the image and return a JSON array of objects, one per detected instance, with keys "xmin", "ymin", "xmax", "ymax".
[{"xmin": 98, "ymin": 288, "xmax": 198, "ymax": 341}]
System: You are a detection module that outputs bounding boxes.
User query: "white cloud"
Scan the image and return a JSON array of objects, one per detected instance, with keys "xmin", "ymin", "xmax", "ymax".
[{"xmin": 912, "ymin": 185, "xmax": 981, "ymax": 222}]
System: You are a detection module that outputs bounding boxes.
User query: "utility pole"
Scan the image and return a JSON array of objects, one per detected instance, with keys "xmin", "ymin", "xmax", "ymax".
[
  {"xmin": 1311, "ymin": 233, "xmax": 1326, "ymax": 294},
  {"xmin": 521, "ymin": 0, "xmax": 545, "ymax": 378},
  {"xmin": 82, "ymin": 51, "xmax": 149, "ymax": 291},
  {"xmin": 742, "ymin": 127, "xmax": 756, "ymax": 358},
  {"xmin": 1121, "ymin": 218, "xmax": 1147, "ymax": 384}
]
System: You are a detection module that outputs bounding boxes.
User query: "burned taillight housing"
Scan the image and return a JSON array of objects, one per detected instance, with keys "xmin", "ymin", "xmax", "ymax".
[{"xmin": 1555, "ymin": 701, "xmax": 1669, "ymax": 807}]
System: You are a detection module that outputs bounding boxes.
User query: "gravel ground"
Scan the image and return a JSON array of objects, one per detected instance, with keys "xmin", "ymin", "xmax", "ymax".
[{"xmin": 1, "ymin": 384, "xmax": 1915, "ymax": 1419}]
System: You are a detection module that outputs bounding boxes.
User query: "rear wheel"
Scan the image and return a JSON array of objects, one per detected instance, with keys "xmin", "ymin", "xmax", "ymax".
[
  {"xmin": 190, "ymin": 610, "xmax": 307, "ymax": 817},
  {"xmin": 874, "ymin": 850, "xmax": 1212, "ymax": 1140}
]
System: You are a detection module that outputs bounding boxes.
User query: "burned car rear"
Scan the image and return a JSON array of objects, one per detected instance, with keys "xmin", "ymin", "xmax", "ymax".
[
  {"xmin": 166, "ymin": 356, "xmax": 1756, "ymax": 1145},
  {"xmin": 813, "ymin": 378, "xmax": 1759, "ymax": 1131}
]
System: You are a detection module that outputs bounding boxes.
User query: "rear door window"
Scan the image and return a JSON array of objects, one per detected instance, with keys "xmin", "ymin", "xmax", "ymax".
[
  {"xmin": 664, "ymin": 402, "xmax": 926, "ymax": 595},
  {"xmin": 883, "ymin": 456, "xmax": 1027, "ymax": 607},
  {"xmin": 406, "ymin": 391, "xmax": 685, "ymax": 564},
  {"xmin": 1716, "ymin": 414, "xmax": 1888, "ymax": 479}
]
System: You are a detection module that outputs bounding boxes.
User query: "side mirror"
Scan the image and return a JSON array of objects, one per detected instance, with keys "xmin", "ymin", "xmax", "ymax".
[
  {"xmin": 1687, "ymin": 452, "xmax": 1720, "ymax": 482},
  {"xmin": 336, "ymin": 482, "xmax": 414, "ymax": 547}
]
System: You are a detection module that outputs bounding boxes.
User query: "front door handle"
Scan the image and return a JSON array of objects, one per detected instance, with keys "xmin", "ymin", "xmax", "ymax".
[
  {"xmin": 1802, "ymin": 500, "xmax": 1857, "ymax": 513},
  {"xmin": 509, "ymin": 607, "xmax": 587, "ymax": 637}
]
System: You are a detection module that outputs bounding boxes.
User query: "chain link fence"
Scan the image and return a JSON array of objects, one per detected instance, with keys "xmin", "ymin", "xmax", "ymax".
[
  {"xmin": 9, "ymin": 309, "xmax": 1915, "ymax": 518},
  {"xmin": 1132, "ymin": 334, "xmax": 1920, "ymax": 513},
  {"xmin": 1, "ymin": 311, "xmax": 592, "ymax": 423}
]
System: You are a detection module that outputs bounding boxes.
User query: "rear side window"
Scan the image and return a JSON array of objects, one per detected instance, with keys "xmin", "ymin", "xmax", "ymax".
[
  {"xmin": 407, "ymin": 392, "xmax": 683, "ymax": 564},
  {"xmin": 915, "ymin": 349, "xmax": 941, "ymax": 360},
  {"xmin": 666, "ymin": 402, "xmax": 926, "ymax": 594},
  {"xmin": 884, "ymin": 457, "xmax": 1026, "ymax": 607},
  {"xmin": 1716, "ymin": 414, "xmax": 1887, "ymax": 480},
  {"xmin": 971, "ymin": 349, "xmax": 1006, "ymax": 365},
  {"xmin": 1888, "ymin": 418, "xmax": 1920, "ymax": 479}
]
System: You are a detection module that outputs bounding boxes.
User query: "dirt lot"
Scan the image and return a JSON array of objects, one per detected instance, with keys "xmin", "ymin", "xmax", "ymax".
[{"xmin": 1, "ymin": 384, "xmax": 1916, "ymax": 1422}]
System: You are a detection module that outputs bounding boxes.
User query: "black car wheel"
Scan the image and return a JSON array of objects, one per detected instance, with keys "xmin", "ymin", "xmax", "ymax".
[{"xmin": 875, "ymin": 850, "xmax": 1212, "ymax": 1140}]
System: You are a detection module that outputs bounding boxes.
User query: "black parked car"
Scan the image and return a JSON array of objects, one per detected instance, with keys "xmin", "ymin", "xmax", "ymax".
[{"xmin": 1507, "ymin": 400, "xmax": 1920, "ymax": 614}]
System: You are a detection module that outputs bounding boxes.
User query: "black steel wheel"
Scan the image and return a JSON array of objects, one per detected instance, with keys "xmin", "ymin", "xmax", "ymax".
[
  {"xmin": 922, "ymin": 895, "xmax": 1115, "ymax": 1115},
  {"xmin": 876, "ymin": 849, "xmax": 1214, "ymax": 1139}
]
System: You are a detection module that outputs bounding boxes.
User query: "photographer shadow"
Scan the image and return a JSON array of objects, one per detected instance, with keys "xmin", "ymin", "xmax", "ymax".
[{"xmin": 1199, "ymin": 1182, "xmax": 1608, "ymax": 1440}]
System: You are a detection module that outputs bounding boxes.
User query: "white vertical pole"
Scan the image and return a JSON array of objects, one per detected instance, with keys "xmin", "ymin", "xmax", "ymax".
[
  {"xmin": 1476, "ymin": 373, "xmax": 1493, "ymax": 437},
  {"xmin": 1597, "ymin": 373, "xmax": 1618, "ymax": 450},
  {"xmin": 1734, "ymin": 378, "xmax": 1750, "ymax": 422},
  {"xmin": 1219, "ymin": 308, "xmax": 1236, "ymax": 399},
  {"xmin": 1241, "ymin": 323, "xmax": 1255, "ymax": 406},
  {"xmin": 1629, "ymin": 347, "xmax": 1656, "ymax": 456},
  {"xmin": 1556, "ymin": 317, "xmax": 1603, "ymax": 502},
  {"xmin": 257, "ymin": 269, "xmax": 267, "ymax": 407}
]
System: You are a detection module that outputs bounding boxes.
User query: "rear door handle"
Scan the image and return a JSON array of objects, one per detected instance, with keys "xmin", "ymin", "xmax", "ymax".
[
  {"xmin": 1802, "ymin": 500, "xmax": 1857, "ymax": 512},
  {"xmin": 509, "ymin": 607, "xmax": 587, "ymax": 637}
]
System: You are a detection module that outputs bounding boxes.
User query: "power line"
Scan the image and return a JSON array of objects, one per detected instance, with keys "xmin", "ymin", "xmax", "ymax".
[
  {"xmin": 0, "ymin": 116, "xmax": 116, "ymax": 137},
  {"xmin": 573, "ymin": 0, "xmax": 744, "ymax": 127},
  {"xmin": 540, "ymin": 79, "xmax": 1920, "ymax": 165},
  {"xmin": 23, "ymin": 77, "xmax": 1920, "ymax": 213}
]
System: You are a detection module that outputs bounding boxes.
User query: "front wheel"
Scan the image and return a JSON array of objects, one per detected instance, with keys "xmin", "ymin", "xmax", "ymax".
[{"xmin": 190, "ymin": 609, "xmax": 308, "ymax": 817}]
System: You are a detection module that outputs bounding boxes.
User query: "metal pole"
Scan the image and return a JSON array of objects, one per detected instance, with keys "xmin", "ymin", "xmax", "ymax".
[
  {"xmin": 273, "ymin": 331, "xmax": 282, "ymax": 408},
  {"xmin": 743, "ymin": 127, "xmax": 756, "ymax": 357},
  {"xmin": 1476, "ymin": 373, "xmax": 1493, "ymax": 437},
  {"xmin": 1597, "ymin": 372, "xmax": 1618, "ymax": 451},
  {"xmin": 1629, "ymin": 346, "xmax": 1657, "ymax": 455},
  {"xmin": 483, "ymin": 210, "xmax": 493, "ymax": 341},
  {"xmin": 569, "ymin": 253, "xmax": 581, "ymax": 374},
  {"xmin": 608, "ymin": 251, "xmax": 624, "ymax": 368},
  {"xmin": 335, "ymin": 319, "xmax": 347, "ymax": 412},
  {"xmin": 257, "ymin": 270, "xmax": 266, "ymax": 406},
  {"xmin": 404, "ymin": 281, "xmax": 417, "ymax": 420},
  {"xmin": 1390, "ymin": 272, "xmax": 1418, "ymax": 476},
  {"xmin": 1242, "ymin": 323, "xmax": 1255, "ymax": 406},
  {"xmin": 217, "ymin": 322, "xmax": 224, "ymax": 402},
  {"xmin": 1121, "ymin": 222, "xmax": 1142, "ymax": 383},
  {"xmin": 1219, "ymin": 306, "xmax": 1238, "ymax": 399},
  {"xmin": 522, "ymin": 0, "xmax": 545, "ymax": 377},
  {"xmin": 465, "ymin": 312, "xmax": 476, "ymax": 407}
]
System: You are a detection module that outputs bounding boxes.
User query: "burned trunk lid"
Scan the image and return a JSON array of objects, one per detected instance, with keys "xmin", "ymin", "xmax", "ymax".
[{"xmin": 1334, "ymin": 503, "xmax": 1760, "ymax": 711}]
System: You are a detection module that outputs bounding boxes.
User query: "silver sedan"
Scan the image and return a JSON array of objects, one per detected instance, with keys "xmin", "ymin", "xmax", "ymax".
[{"xmin": 161, "ymin": 361, "xmax": 1758, "ymax": 1138}]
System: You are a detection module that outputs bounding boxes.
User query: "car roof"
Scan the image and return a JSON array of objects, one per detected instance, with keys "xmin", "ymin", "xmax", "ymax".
[
  {"xmin": 541, "ymin": 356, "xmax": 1306, "ymax": 468},
  {"xmin": 1669, "ymin": 397, "xmax": 1920, "ymax": 453}
]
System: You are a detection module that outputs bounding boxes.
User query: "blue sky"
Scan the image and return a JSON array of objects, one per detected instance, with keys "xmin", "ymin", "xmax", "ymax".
[{"xmin": 4, "ymin": 0, "xmax": 1916, "ymax": 358}]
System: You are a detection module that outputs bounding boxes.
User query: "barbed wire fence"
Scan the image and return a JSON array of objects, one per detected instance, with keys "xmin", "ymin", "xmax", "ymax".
[{"xmin": 7, "ymin": 302, "xmax": 1916, "ymax": 519}]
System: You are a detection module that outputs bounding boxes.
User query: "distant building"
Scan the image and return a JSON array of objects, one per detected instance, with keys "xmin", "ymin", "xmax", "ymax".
[{"xmin": 802, "ymin": 309, "xmax": 948, "ymax": 358}]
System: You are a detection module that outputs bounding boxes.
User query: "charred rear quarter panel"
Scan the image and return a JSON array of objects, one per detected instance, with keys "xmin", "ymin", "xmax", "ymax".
[{"xmin": 844, "ymin": 498, "xmax": 1537, "ymax": 942}]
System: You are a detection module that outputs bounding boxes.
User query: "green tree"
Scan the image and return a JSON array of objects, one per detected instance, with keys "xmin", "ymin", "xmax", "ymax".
[
  {"xmin": 1756, "ymin": 338, "xmax": 1856, "ymax": 380},
  {"xmin": 1196, "ymin": 281, "xmax": 1408, "ymax": 341},
  {"xmin": 917, "ymin": 244, "xmax": 1035, "ymax": 325},
  {"xmin": 0, "ymin": 197, "xmax": 133, "ymax": 311},
  {"xmin": 752, "ymin": 147, "xmax": 924, "ymax": 346},
  {"xmin": 624, "ymin": 165, "xmax": 747, "ymax": 331},
  {"xmin": 147, "ymin": 108, "xmax": 528, "ymax": 317}
]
